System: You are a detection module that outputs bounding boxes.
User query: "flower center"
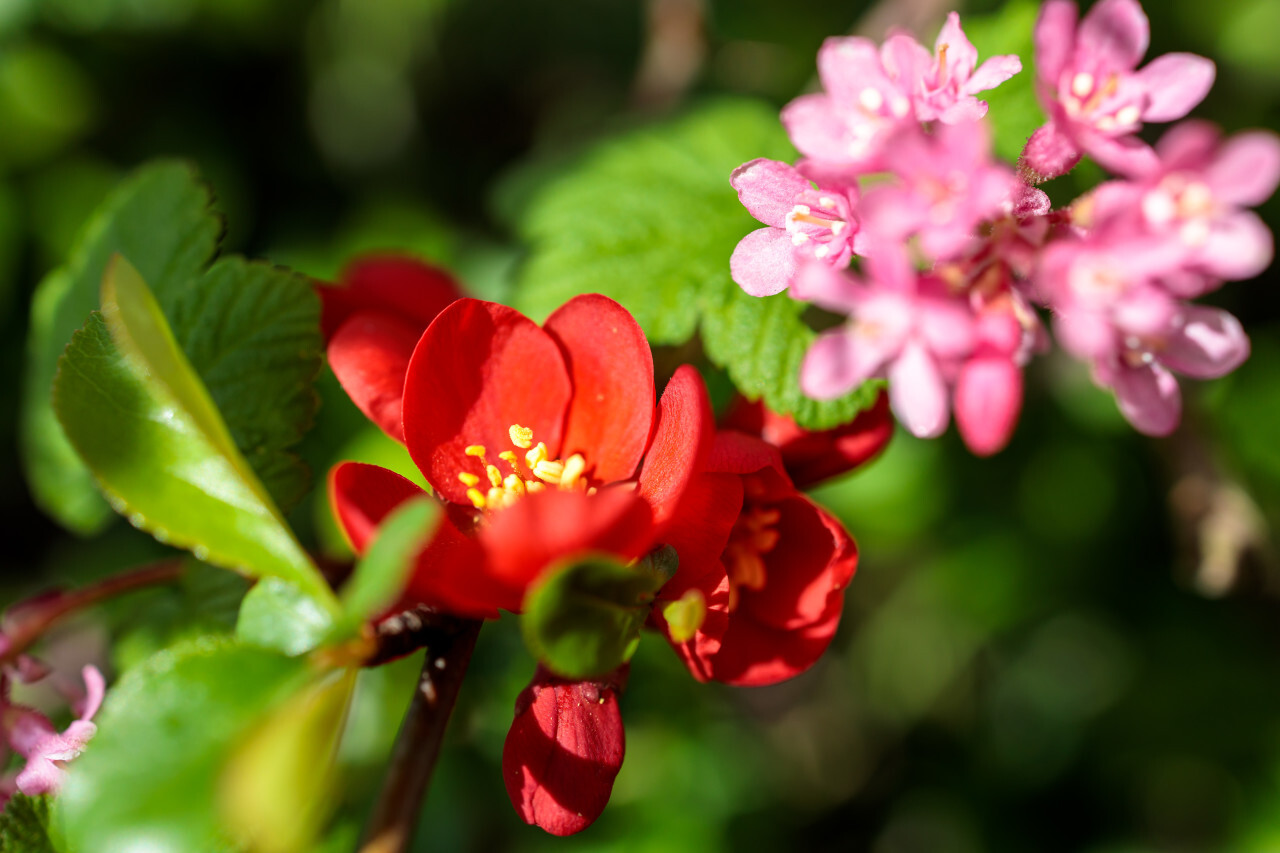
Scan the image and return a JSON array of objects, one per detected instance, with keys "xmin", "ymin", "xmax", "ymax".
[
  {"xmin": 723, "ymin": 505, "xmax": 781, "ymax": 611},
  {"xmin": 456, "ymin": 423, "xmax": 594, "ymax": 511},
  {"xmin": 786, "ymin": 195, "xmax": 852, "ymax": 260}
]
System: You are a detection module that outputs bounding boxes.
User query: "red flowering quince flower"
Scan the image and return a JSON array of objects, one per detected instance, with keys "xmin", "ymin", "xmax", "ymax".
[
  {"xmin": 318, "ymin": 255, "xmax": 464, "ymax": 442},
  {"xmin": 720, "ymin": 391, "xmax": 893, "ymax": 489},
  {"xmin": 653, "ymin": 430, "xmax": 859, "ymax": 686},
  {"xmin": 502, "ymin": 665, "xmax": 627, "ymax": 837},
  {"xmin": 329, "ymin": 293, "xmax": 714, "ymax": 618}
]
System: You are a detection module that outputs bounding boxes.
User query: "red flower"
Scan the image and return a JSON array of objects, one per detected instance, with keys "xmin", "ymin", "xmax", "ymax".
[
  {"xmin": 719, "ymin": 392, "xmax": 893, "ymax": 489},
  {"xmin": 653, "ymin": 431, "xmax": 859, "ymax": 686},
  {"xmin": 502, "ymin": 666, "xmax": 627, "ymax": 837},
  {"xmin": 329, "ymin": 294, "xmax": 714, "ymax": 618},
  {"xmin": 318, "ymin": 255, "xmax": 464, "ymax": 442}
]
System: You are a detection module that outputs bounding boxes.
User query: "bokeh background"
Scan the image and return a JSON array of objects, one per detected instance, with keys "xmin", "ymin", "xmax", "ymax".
[{"xmin": 3, "ymin": 0, "xmax": 1280, "ymax": 850}]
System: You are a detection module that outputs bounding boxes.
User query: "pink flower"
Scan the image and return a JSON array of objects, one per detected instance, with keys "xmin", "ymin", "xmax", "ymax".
[
  {"xmin": 1, "ymin": 665, "xmax": 104, "ymax": 799},
  {"xmin": 796, "ymin": 255, "xmax": 975, "ymax": 439},
  {"xmin": 884, "ymin": 12, "xmax": 1023, "ymax": 124},
  {"xmin": 953, "ymin": 290, "xmax": 1042, "ymax": 456},
  {"xmin": 860, "ymin": 121, "xmax": 1020, "ymax": 262},
  {"xmin": 1040, "ymin": 235, "xmax": 1250, "ymax": 435},
  {"xmin": 728, "ymin": 158, "xmax": 866, "ymax": 296},
  {"xmin": 1022, "ymin": 0, "xmax": 1215, "ymax": 180},
  {"xmin": 1086, "ymin": 121, "xmax": 1280, "ymax": 291}
]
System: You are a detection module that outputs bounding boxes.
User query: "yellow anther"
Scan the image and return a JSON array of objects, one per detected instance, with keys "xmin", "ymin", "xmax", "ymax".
[
  {"xmin": 560, "ymin": 454, "xmax": 586, "ymax": 489},
  {"xmin": 486, "ymin": 465, "xmax": 503, "ymax": 488},
  {"xmin": 504, "ymin": 474, "xmax": 526, "ymax": 496},
  {"xmin": 509, "ymin": 424, "xmax": 534, "ymax": 449},
  {"xmin": 753, "ymin": 529, "xmax": 781, "ymax": 552},
  {"xmin": 498, "ymin": 450, "xmax": 520, "ymax": 471},
  {"xmin": 466, "ymin": 488, "xmax": 487, "ymax": 509},
  {"xmin": 525, "ymin": 442, "xmax": 548, "ymax": 469},
  {"xmin": 487, "ymin": 487, "xmax": 505, "ymax": 507},
  {"xmin": 587, "ymin": 486, "xmax": 598, "ymax": 496},
  {"xmin": 465, "ymin": 445, "xmax": 487, "ymax": 458},
  {"xmin": 458, "ymin": 472, "xmax": 480, "ymax": 487},
  {"xmin": 526, "ymin": 480, "xmax": 546, "ymax": 493},
  {"xmin": 534, "ymin": 459, "xmax": 565, "ymax": 484}
]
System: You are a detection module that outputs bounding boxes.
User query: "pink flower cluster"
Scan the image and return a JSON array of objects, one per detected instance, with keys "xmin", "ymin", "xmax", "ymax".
[{"xmin": 730, "ymin": 0, "xmax": 1278, "ymax": 451}]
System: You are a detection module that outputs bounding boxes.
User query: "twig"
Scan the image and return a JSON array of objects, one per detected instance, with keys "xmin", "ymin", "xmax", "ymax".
[{"xmin": 359, "ymin": 618, "xmax": 483, "ymax": 853}]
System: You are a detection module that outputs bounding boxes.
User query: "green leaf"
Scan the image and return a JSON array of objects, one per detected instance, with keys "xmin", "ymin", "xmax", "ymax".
[
  {"xmin": 965, "ymin": 0, "xmax": 1043, "ymax": 164},
  {"xmin": 56, "ymin": 637, "xmax": 314, "ymax": 853},
  {"xmin": 0, "ymin": 794, "xmax": 56, "ymax": 853},
  {"xmin": 334, "ymin": 496, "xmax": 440, "ymax": 638},
  {"xmin": 513, "ymin": 99, "xmax": 877, "ymax": 429},
  {"xmin": 52, "ymin": 258, "xmax": 337, "ymax": 614},
  {"xmin": 221, "ymin": 668, "xmax": 357, "ymax": 853},
  {"xmin": 238, "ymin": 578, "xmax": 337, "ymax": 656},
  {"xmin": 522, "ymin": 555, "xmax": 668, "ymax": 679},
  {"xmin": 21, "ymin": 160, "xmax": 322, "ymax": 533}
]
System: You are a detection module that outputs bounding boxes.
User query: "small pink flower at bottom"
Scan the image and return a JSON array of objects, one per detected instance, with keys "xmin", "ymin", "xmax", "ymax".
[
  {"xmin": 2, "ymin": 665, "xmax": 104, "ymax": 798},
  {"xmin": 729, "ymin": 158, "xmax": 865, "ymax": 297},
  {"xmin": 1021, "ymin": 0, "xmax": 1215, "ymax": 180}
]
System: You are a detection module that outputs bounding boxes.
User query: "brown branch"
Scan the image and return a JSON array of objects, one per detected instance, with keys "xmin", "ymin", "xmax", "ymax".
[{"xmin": 359, "ymin": 618, "xmax": 483, "ymax": 853}]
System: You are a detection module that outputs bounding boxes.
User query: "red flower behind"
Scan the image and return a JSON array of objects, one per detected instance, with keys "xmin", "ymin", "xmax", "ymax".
[
  {"xmin": 328, "ymin": 293, "xmax": 714, "ymax": 618},
  {"xmin": 654, "ymin": 431, "xmax": 859, "ymax": 686}
]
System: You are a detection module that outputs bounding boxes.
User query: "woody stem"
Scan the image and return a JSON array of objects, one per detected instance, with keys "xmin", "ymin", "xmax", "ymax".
[{"xmin": 359, "ymin": 618, "xmax": 484, "ymax": 853}]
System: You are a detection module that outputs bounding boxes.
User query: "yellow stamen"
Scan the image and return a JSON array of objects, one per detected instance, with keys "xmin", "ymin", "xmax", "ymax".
[
  {"xmin": 486, "ymin": 465, "xmax": 503, "ymax": 488},
  {"xmin": 560, "ymin": 454, "xmax": 586, "ymax": 489},
  {"xmin": 533, "ymin": 459, "xmax": 564, "ymax": 484},
  {"xmin": 504, "ymin": 474, "xmax": 526, "ymax": 496},
  {"xmin": 525, "ymin": 442, "xmax": 548, "ymax": 469},
  {"xmin": 526, "ymin": 480, "xmax": 546, "ymax": 494},
  {"xmin": 486, "ymin": 487, "xmax": 505, "ymax": 507},
  {"xmin": 466, "ymin": 488, "xmax": 487, "ymax": 509},
  {"xmin": 498, "ymin": 450, "xmax": 520, "ymax": 471},
  {"xmin": 458, "ymin": 472, "xmax": 480, "ymax": 487},
  {"xmin": 509, "ymin": 424, "xmax": 534, "ymax": 449},
  {"xmin": 465, "ymin": 445, "xmax": 487, "ymax": 458}
]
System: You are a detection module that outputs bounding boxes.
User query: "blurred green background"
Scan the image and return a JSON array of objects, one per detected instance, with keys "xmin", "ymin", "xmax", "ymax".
[{"xmin": 3, "ymin": 0, "xmax": 1280, "ymax": 850}]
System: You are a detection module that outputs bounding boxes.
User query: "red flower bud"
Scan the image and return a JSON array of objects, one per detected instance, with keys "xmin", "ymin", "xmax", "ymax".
[{"xmin": 502, "ymin": 666, "xmax": 627, "ymax": 836}]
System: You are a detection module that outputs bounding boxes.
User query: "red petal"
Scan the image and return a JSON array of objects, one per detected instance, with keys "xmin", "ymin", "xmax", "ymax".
[
  {"xmin": 722, "ymin": 392, "xmax": 893, "ymax": 487},
  {"xmin": 636, "ymin": 366, "xmax": 714, "ymax": 530},
  {"xmin": 329, "ymin": 461, "xmax": 425, "ymax": 553},
  {"xmin": 654, "ymin": 473, "xmax": 743, "ymax": 598},
  {"xmin": 403, "ymin": 299, "xmax": 572, "ymax": 505},
  {"xmin": 503, "ymin": 667, "xmax": 627, "ymax": 836},
  {"xmin": 479, "ymin": 488, "xmax": 655, "ymax": 595},
  {"xmin": 319, "ymin": 255, "xmax": 463, "ymax": 340},
  {"xmin": 708, "ymin": 604, "xmax": 843, "ymax": 687},
  {"xmin": 328, "ymin": 462, "xmax": 507, "ymax": 618},
  {"xmin": 327, "ymin": 311, "xmax": 422, "ymax": 443},
  {"xmin": 543, "ymin": 295, "xmax": 655, "ymax": 484},
  {"xmin": 740, "ymin": 496, "xmax": 857, "ymax": 631}
]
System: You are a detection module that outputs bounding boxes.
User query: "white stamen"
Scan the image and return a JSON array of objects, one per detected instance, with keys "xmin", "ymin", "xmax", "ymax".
[
  {"xmin": 1071, "ymin": 72, "xmax": 1094, "ymax": 99},
  {"xmin": 858, "ymin": 87, "xmax": 884, "ymax": 112},
  {"xmin": 1115, "ymin": 105, "xmax": 1141, "ymax": 127}
]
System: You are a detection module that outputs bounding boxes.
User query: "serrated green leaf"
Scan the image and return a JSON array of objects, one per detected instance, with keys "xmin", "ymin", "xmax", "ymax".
[
  {"xmin": 522, "ymin": 555, "xmax": 668, "ymax": 679},
  {"xmin": 0, "ymin": 794, "xmax": 56, "ymax": 853},
  {"xmin": 513, "ymin": 99, "xmax": 877, "ymax": 430},
  {"xmin": 56, "ymin": 637, "xmax": 314, "ymax": 853},
  {"xmin": 238, "ymin": 578, "xmax": 336, "ymax": 656},
  {"xmin": 221, "ymin": 668, "xmax": 357, "ymax": 853},
  {"xmin": 52, "ymin": 259, "xmax": 337, "ymax": 614},
  {"xmin": 965, "ymin": 0, "xmax": 1043, "ymax": 164},
  {"xmin": 333, "ymin": 497, "xmax": 439, "ymax": 639},
  {"xmin": 21, "ymin": 160, "xmax": 322, "ymax": 533}
]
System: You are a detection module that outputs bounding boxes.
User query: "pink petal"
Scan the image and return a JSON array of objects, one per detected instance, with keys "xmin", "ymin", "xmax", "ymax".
[
  {"xmin": 954, "ymin": 357, "xmax": 1023, "ymax": 456},
  {"xmin": 1198, "ymin": 212, "xmax": 1274, "ymax": 281},
  {"xmin": 730, "ymin": 159, "xmax": 811, "ymax": 228},
  {"xmin": 964, "ymin": 55, "xmax": 1023, "ymax": 96},
  {"xmin": 77, "ymin": 666, "xmax": 105, "ymax": 722},
  {"xmin": 887, "ymin": 341, "xmax": 950, "ymax": 438},
  {"xmin": 14, "ymin": 757, "xmax": 63, "ymax": 797},
  {"xmin": 935, "ymin": 12, "xmax": 978, "ymax": 80},
  {"xmin": 1138, "ymin": 53, "xmax": 1215, "ymax": 123},
  {"xmin": 1021, "ymin": 121, "xmax": 1083, "ymax": 182},
  {"xmin": 800, "ymin": 328, "xmax": 886, "ymax": 400},
  {"xmin": 917, "ymin": 295, "xmax": 976, "ymax": 360},
  {"xmin": 938, "ymin": 99, "xmax": 988, "ymax": 124},
  {"xmin": 1079, "ymin": 0, "xmax": 1150, "ymax": 71},
  {"xmin": 780, "ymin": 94, "xmax": 865, "ymax": 166},
  {"xmin": 818, "ymin": 37, "xmax": 891, "ymax": 104},
  {"xmin": 1161, "ymin": 306, "xmax": 1250, "ymax": 379},
  {"xmin": 790, "ymin": 262, "xmax": 863, "ymax": 312},
  {"xmin": 1034, "ymin": 0, "xmax": 1079, "ymax": 87},
  {"xmin": 1113, "ymin": 285, "xmax": 1177, "ymax": 337},
  {"xmin": 729, "ymin": 228, "xmax": 799, "ymax": 297},
  {"xmin": 1206, "ymin": 130, "xmax": 1280, "ymax": 207},
  {"xmin": 880, "ymin": 33, "xmax": 930, "ymax": 92},
  {"xmin": 1085, "ymin": 133, "xmax": 1159, "ymax": 178},
  {"xmin": 1106, "ymin": 361, "xmax": 1181, "ymax": 436},
  {"xmin": 1055, "ymin": 309, "xmax": 1117, "ymax": 362},
  {"xmin": 1153, "ymin": 119, "xmax": 1219, "ymax": 170}
]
